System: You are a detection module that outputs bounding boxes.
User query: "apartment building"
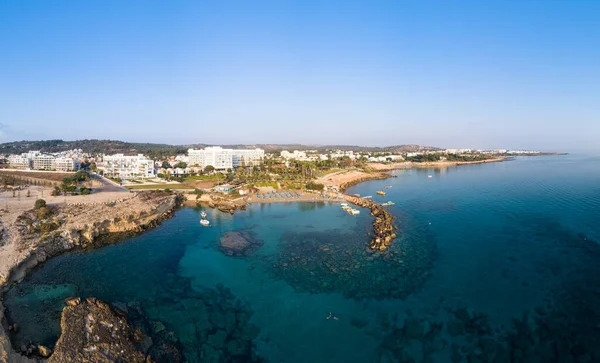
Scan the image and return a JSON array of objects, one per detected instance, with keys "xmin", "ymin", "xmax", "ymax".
[
  {"xmin": 7, "ymin": 155, "xmax": 32, "ymax": 169},
  {"xmin": 32, "ymin": 155, "xmax": 56, "ymax": 170},
  {"xmin": 55, "ymin": 157, "xmax": 80, "ymax": 172},
  {"xmin": 101, "ymin": 154, "xmax": 155, "ymax": 179},
  {"xmin": 188, "ymin": 147, "xmax": 264, "ymax": 170}
]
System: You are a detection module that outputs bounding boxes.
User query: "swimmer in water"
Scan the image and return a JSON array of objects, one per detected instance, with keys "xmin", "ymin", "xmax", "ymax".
[{"xmin": 327, "ymin": 312, "xmax": 339, "ymax": 320}]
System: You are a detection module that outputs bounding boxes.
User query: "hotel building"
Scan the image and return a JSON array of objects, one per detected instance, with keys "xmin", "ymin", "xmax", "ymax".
[
  {"xmin": 101, "ymin": 154, "xmax": 155, "ymax": 179},
  {"xmin": 188, "ymin": 147, "xmax": 264, "ymax": 170}
]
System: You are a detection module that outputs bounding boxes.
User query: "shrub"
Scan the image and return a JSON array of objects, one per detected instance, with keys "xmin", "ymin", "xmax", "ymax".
[
  {"xmin": 305, "ymin": 182, "xmax": 325, "ymax": 191},
  {"xmin": 34, "ymin": 199, "xmax": 47, "ymax": 210},
  {"xmin": 164, "ymin": 188, "xmax": 171, "ymax": 192},
  {"xmin": 80, "ymin": 187, "xmax": 91, "ymax": 195},
  {"xmin": 39, "ymin": 221, "xmax": 59, "ymax": 234}
]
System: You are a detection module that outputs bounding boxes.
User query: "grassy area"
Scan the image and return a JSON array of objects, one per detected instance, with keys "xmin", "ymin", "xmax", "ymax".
[
  {"xmin": 317, "ymin": 168, "xmax": 344, "ymax": 177},
  {"xmin": 183, "ymin": 174, "xmax": 224, "ymax": 181},
  {"xmin": 255, "ymin": 182, "xmax": 279, "ymax": 189},
  {"xmin": 125, "ymin": 184, "xmax": 193, "ymax": 190}
]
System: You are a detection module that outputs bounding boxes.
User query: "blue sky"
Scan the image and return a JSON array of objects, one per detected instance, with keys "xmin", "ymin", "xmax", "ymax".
[{"xmin": 1, "ymin": 1, "xmax": 598, "ymax": 151}]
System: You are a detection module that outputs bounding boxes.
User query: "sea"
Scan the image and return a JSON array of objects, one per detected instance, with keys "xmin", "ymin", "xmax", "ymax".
[{"xmin": 4, "ymin": 154, "xmax": 600, "ymax": 362}]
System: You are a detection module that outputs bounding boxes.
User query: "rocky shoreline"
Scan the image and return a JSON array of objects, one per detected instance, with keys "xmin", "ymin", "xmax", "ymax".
[
  {"xmin": 0, "ymin": 191, "xmax": 183, "ymax": 362},
  {"xmin": 338, "ymin": 172, "xmax": 391, "ymax": 192}
]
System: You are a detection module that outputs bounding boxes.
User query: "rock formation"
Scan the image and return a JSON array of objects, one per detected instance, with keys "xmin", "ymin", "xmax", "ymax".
[{"xmin": 48, "ymin": 298, "xmax": 149, "ymax": 363}]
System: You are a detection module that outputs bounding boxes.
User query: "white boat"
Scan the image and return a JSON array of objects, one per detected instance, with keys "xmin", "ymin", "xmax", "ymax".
[
  {"xmin": 382, "ymin": 201, "xmax": 395, "ymax": 206},
  {"xmin": 200, "ymin": 211, "xmax": 207, "ymax": 218},
  {"xmin": 350, "ymin": 209, "xmax": 360, "ymax": 215},
  {"xmin": 363, "ymin": 196, "xmax": 372, "ymax": 199},
  {"xmin": 200, "ymin": 219, "xmax": 210, "ymax": 226},
  {"xmin": 428, "ymin": 175, "xmax": 433, "ymax": 178},
  {"xmin": 340, "ymin": 203, "xmax": 348, "ymax": 207}
]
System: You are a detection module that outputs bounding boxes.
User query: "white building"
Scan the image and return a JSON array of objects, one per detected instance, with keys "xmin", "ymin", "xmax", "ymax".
[
  {"xmin": 101, "ymin": 154, "xmax": 155, "ymax": 179},
  {"xmin": 7, "ymin": 155, "xmax": 32, "ymax": 169},
  {"xmin": 55, "ymin": 157, "xmax": 79, "ymax": 172},
  {"xmin": 188, "ymin": 147, "xmax": 264, "ymax": 170},
  {"xmin": 281, "ymin": 150, "xmax": 307, "ymax": 160},
  {"xmin": 32, "ymin": 155, "xmax": 56, "ymax": 170},
  {"xmin": 232, "ymin": 148, "xmax": 264, "ymax": 167}
]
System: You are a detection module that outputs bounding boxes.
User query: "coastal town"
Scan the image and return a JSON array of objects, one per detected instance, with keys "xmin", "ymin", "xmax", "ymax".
[
  {"xmin": 0, "ymin": 141, "xmax": 559, "ymax": 362},
  {"xmin": 1, "ymin": 144, "xmax": 543, "ymax": 195}
]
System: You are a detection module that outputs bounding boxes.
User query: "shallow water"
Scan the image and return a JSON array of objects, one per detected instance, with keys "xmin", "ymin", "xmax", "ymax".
[{"xmin": 5, "ymin": 154, "xmax": 600, "ymax": 362}]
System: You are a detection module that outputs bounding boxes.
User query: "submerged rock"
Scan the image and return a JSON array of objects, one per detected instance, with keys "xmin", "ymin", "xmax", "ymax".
[{"xmin": 219, "ymin": 231, "xmax": 264, "ymax": 257}]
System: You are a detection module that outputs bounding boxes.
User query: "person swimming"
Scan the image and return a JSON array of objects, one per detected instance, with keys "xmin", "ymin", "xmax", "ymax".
[{"xmin": 327, "ymin": 312, "xmax": 339, "ymax": 320}]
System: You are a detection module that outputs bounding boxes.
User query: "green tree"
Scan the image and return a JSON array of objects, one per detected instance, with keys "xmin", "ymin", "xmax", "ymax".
[
  {"xmin": 175, "ymin": 161, "xmax": 187, "ymax": 168},
  {"xmin": 204, "ymin": 165, "xmax": 215, "ymax": 173},
  {"xmin": 161, "ymin": 161, "xmax": 170, "ymax": 169},
  {"xmin": 34, "ymin": 199, "xmax": 47, "ymax": 210}
]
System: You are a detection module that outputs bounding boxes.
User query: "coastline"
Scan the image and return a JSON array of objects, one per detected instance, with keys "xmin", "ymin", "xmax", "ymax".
[
  {"xmin": 366, "ymin": 156, "xmax": 509, "ymax": 171},
  {"xmin": 0, "ymin": 190, "xmax": 182, "ymax": 362},
  {"xmin": 0, "ymin": 157, "xmax": 506, "ymax": 361}
]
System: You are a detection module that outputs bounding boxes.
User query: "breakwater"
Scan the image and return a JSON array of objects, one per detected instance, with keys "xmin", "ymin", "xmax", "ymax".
[{"xmin": 343, "ymin": 194, "xmax": 397, "ymax": 251}]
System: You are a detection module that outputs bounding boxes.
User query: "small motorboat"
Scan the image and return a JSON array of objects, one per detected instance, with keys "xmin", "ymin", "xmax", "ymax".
[
  {"xmin": 428, "ymin": 175, "xmax": 433, "ymax": 178},
  {"xmin": 200, "ymin": 219, "xmax": 210, "ymax": 226},
  {"xmin": 376, "ymin": 191, "xmax": 386, "ymax": 196},
  {"xmin": 200, "ymin": 211, "xmax": 207, "ymax": 218},
  {"xmin": 382, "ymin": 201, "xmax": 395, "ymax": 206}
]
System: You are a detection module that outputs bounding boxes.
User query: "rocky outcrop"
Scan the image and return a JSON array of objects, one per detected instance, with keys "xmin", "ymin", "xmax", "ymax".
[
  {"xmin": 343, "ymin": 195, "xmax": 397, "ymax": 251},
  {"xmin": 48, "ymin": 297, "xmax": 149, "ymax": 363},
  {"xmin": 220, "ymin": 231, "xmax": 264, "ymax": 257},
  {"xmin": 207, "ymin": 197, "xmax": 246, "ymax": 215}
]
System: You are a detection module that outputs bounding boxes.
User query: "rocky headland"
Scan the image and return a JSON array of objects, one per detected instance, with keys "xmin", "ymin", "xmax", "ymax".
[{"xmin": 0, "ymin": 190, "xmax": 182, "ymax": 362}]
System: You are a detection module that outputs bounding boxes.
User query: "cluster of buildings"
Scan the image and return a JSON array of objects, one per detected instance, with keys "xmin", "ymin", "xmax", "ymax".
[
  {"xmin": 7, "ymin": 151, "xmax": 80, "ymax": 172},
  {"xmin": 98, "ymin": 147, "xmax": 265, "ymax": 179},
  {"xmin": 279, "ymin": 149, "xmax": 405, "ymax": 163}
]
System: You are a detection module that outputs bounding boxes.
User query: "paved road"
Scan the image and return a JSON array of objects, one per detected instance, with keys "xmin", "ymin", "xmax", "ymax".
[{"xmin": 92, "ymin": 175, "xmax": 128, "ymax": 193}]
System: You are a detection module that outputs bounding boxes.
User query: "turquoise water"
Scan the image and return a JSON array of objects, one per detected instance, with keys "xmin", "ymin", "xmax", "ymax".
[{"xmin": 5, "ymin": 154, "xmax": 600, "ymax": 362}]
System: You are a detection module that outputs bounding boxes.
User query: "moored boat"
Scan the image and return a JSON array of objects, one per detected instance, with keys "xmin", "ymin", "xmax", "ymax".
[
  {"xmin": 376, "ymin": 190, "xmax": 386, "ymax": 196},
  {"xmin": 200, "ymin": 211, "xmax": 207, "ymax": 218},
  {"xmin": 200, "ymin": 219, "xmax": 210, "ymax": 226}
]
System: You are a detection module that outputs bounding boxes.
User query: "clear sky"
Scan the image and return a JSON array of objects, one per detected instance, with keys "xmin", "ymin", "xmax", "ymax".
[{"xmin": 1, "ymin": 1, "xmax": 598, "ymax": 151}]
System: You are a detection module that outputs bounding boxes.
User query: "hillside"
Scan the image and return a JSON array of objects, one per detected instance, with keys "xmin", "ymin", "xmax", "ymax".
[{"xmin": 0, "ymin": 139, "xmax": 440, "ymax": 157}]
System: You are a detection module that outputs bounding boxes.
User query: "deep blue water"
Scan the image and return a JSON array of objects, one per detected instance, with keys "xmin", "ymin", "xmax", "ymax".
[{"xmin": 5, "ymin": 154, "xmax": 600, "ymax": 362}]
